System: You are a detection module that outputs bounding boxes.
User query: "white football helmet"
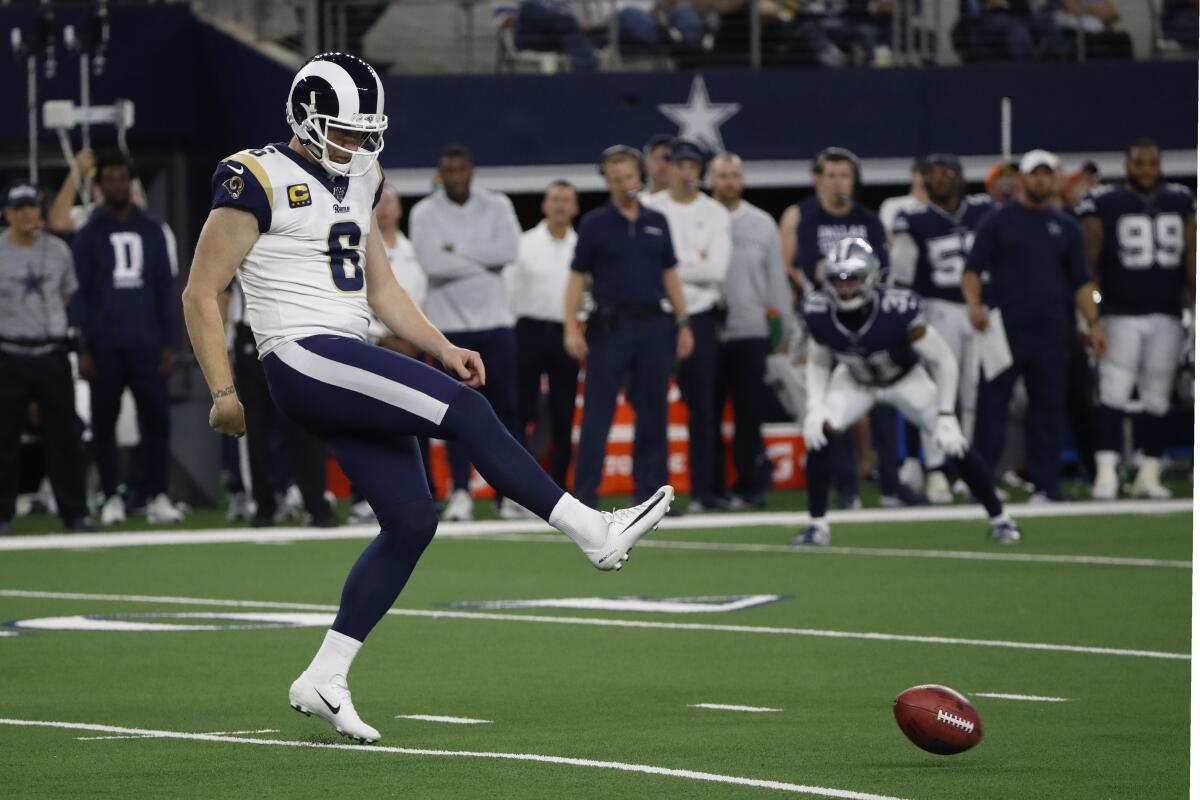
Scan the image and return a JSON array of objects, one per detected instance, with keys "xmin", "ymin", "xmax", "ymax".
[{"xmin": 285, "ymin": 52, "xmax": 388, "ymax": 178}]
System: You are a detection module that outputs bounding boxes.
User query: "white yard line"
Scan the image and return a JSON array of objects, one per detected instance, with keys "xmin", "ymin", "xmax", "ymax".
[
  {"xmin": 0, "ymin": 499, "xmax": 1188, "ymax": 552},
  {"xmin": 0, "ymin": 589, "xmax": 1188, "ymax": 661},
  {"xmin": 396, "ymin": 715, "xmax": 492, "ymax": 725},
  {"xmin": 0, "ymin": 717, "xmax": 909, "ymax": 800},
  {"xmin": 77, "ymin": 727, "xmax": 280, "ymax": 741},
  {"xmin": 690, "ymin": 703, "xmax": 782, "ymax": 713},
  {"xmin": 470, "ymin": 533, "xmax": 1192, "ymax": 569},
  {"xmin": 970, "ymin": 693, "xmax": 1073, "ymax": 703}
]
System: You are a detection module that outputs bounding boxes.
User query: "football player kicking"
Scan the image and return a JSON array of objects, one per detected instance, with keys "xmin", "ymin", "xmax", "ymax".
[
  {"xmin": 181, "ymin": 53, "xmax": 674, "ymax": 744},
  {"xmin": 792, "ymin": 238, "xmax": 1020, "ymax": 547}
]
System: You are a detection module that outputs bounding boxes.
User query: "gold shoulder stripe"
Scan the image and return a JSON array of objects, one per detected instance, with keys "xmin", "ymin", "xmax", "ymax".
[{"xmin": 226, "ymin": 153, "xmax": 274, "ymax": 207}]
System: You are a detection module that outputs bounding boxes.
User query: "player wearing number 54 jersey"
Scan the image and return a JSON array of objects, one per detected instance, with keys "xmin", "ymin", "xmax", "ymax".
[
  {"xmin": 182, "ymin": 52, "xmax": 674, "ymax": 746},
  {"xmin": 792, "ymin": 238, "xmax": 1019, "ymax": 547},
  {"xmin": 890, "ymin": 154, "xmax": 994, "ymax": 502},
  {"xmin": 1077, "ymin": 138, "xmax": 1197, "ymax": 500}
]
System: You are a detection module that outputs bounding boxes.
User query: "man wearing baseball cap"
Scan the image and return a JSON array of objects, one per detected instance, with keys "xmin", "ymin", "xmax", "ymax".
[
  {"xmin": 0, "ymin": 185, "xmax": 93, "ymax": 533},
  {"xmin": 963, "ymin": 149, "xmax": 1107, "ymax": 502}
]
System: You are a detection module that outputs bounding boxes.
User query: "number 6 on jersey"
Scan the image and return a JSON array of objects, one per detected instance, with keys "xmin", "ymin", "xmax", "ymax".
[{"xmin": 328, "ymin": 221, "xmax": 364, "ymax": 292}]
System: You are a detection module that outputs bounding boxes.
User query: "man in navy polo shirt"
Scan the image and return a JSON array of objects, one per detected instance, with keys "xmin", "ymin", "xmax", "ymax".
[
  {"xmin": 964, "ymin": 149, "xmax": 1107, "ymax": 501},
  {"xmin": 564, "ymin": 145, "xmax": 693, "ymax": 507}
]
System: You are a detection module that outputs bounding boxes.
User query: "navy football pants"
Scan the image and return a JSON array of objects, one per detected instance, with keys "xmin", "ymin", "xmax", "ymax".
[{"xmin": 262, "ymin": 335, "xmax": 564, "ymax": 641}]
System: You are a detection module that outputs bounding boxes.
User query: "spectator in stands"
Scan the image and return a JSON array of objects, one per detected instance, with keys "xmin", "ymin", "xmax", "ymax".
[
  {"xmin": 958, "ymin": 0, "xmax": 1066, "ymax": 61},
  {"xmin": 1161, "ymin": 0, "xmax": 1198, "ymax": 49},
  {"xmin": 72, "ymin": 152, "xmax": 184, "ymax": 526},
  {"xmin": 1053, "ymin": 0, "xmax": 1132, "ymax": 59},
  {"xmin": 616, "ymin": 0, "xmax": 706, "ymax": 59},
  {"xmin": 410, "ymin": 144, "xmax": 524, "ymax": 521},
  {"xmin": 223, "ymin": 278, "xmax": 339, "ymax": 528},
  {"xmin": 0, "ymin": 185, "xmax": 92, "ymax": 534},
  {"xmin": 504, "ymin": 181, "xmax": 581, "ymax": 491},
  {"xmin": 645, "ymin": 139, "xmax": 732, "ymax": 513},
  {"xmin": 964, "ymin": 149, "xmax": 1106, "ymax": 501},
  {"xmin": 880, "ymin": 155, "xmax": 929, "ymax": 240},
  {"xmin": 642, "ymin": 133, "xmax": 674, "ymax": 197},
  {"xmin": 708, "ymin": 153, "xmax": 797, "ymax": 508},
  {"xmin": 491, "ymin": 0, "xmax": 599, "ymax": 71},
  {"xmin": 565, "ymin": 145, "xmax": 693, "ymax": 508},
  {"xmin": 706, "ymin": 0, "xmax": 844, "ymax": 67}
]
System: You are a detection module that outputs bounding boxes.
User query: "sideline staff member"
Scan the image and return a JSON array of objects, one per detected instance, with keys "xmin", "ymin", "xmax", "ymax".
[
  {"xmin": 564, "ymin": 145, "xmax": 693, "ymax": 507},
  {"xmin": 0, "ymin": 185, "xmax": 92, "ymax": 532}
]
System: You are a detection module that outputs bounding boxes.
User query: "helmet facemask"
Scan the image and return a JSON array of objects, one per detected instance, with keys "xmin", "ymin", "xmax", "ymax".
[
  {"xmin": 289, "ymin": 100, "xmax": 387, "ymax": 178},
  {"xmin": 822, "ymin": 238, "xmax": 880, "ymax": 312}
]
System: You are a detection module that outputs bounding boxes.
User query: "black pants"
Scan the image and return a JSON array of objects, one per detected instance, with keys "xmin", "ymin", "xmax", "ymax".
[
  {"xmin": 234, "ymin": 325, "xmax": 331, "ymax": 520},
  {"xmin": 712, "ymin": 336, "xmax": 772, "ymax": 499},
  {"xmin": 0, "ymin": 350, "xmax": 88, "ymax": 525},
  {"xmin": 676, "ymin": 310, "xmax": 722, "ymax": 504},
  {"xmin": 515, "ymin": 318, "xmax": 579, "ymax": 490},
  {"xmin": 90, "ymin": 348, "xmax": 171, "ymax": 498}
]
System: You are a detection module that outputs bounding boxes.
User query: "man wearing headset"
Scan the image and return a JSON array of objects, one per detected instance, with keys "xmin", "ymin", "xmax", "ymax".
[
  {"xmin": 644, "ymin": 139, "xmax": 732, "ymax": 512},
  {"xmin": 793, "ymin": 147, "xmax": 918, "ymax": 508},
  {"xmin": 564, "ymin": 145, "xmax": 694, "ymax": 508}
]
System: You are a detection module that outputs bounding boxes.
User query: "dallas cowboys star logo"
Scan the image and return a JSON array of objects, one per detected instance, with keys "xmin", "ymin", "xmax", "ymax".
[
  {"xmin": 657, "ymin": 76, "xmax": 741, "ymax": 153},
  {"xmin": 20, "ymin": 265, "xmax": 46, "ymax": 299}
]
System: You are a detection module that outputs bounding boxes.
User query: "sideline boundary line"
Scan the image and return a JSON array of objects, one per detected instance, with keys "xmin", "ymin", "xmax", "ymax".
[
  {"xmin": 0, "ymin": 498, "xmax": 1188, "ymax": 553},
  {"xmin": 0, "ymin": 718, "xmax": 908, "ymax": 800},
  {"xmin": 0, "ymin": 589, "xmax": 1188, "ymax": 661}
]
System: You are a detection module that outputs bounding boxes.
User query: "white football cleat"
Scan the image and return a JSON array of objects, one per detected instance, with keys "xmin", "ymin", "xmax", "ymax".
[
  {"xmin": 100, "ymin": 494, "xmax": 126, "ymax": 526},
  {"xmin": 146, "ymin": 493, "xmax": 184, "ymax": 524},
  {"xmin": 1130, "ymin": 458, "xmax": 1171, "ymax": 499},
  {"xmin": 441, "ymin": 489, "xmax": 474, "ymax": 522},
  {"xmin": 584, "ymin": 486, "xmax": 674, "ymax": 570},
  {"xmin": 1091, "ymin": 470, "xmax": 1118, "ymax": 500},
  {"xmin": 925, "ymin": 470, "xmax": 953, "ymax": 505},
  {"xmin": 289, "ymin": 671, "xmax": 380, "ymax": 744},
  {"xmin": 899, "ymin": 457, "xmax": 925, "ymax": 494}
]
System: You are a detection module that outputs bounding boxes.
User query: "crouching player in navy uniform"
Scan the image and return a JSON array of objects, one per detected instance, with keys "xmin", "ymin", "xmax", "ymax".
[
  {"xmin": 181, "ymin": 53, "xmax": 675, "ymax": 745},
  {"xmin": 793, "ymin": 238, "xmax": 1020, "ymax": 546}
]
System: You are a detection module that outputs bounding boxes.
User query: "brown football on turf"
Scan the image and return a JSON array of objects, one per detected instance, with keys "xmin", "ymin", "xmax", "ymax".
[{"xmin": 893, "ymin": 684, "xmax": 983, "ymax": 755}]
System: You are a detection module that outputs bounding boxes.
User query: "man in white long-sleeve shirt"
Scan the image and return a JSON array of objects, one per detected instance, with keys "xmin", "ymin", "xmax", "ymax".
[
  {"xmin": 644, "ymin": 139, "xmax": 732, "ymax": 512},
  {"xmin": 503, "ymin": 181, "xmax": 581, "ymax": 490},
  {"xmin": 409, "ymin": 144, "xmax": 523, "ymax": 521}
]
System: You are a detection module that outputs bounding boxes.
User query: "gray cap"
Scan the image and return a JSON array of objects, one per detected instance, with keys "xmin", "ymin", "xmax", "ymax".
[{"xmin": 6, "ymin": 185, "xmax": 38, "ymax": 208}]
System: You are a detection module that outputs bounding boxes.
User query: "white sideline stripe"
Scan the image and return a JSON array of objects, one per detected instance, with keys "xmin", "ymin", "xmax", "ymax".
[
  {"xmin": 0, "ymin": 718, "xmax": 909, "ymax": 800},
  {"xmin": 273, "ymin": 340, "xmax": 449, "ymax": 424},
  {"xmin": 690, "ymin": 703, "xmax": 782, "ymax": 713},
  {"xmin": 470, "ymin": 532, "xmax": 1192, "ymax": 569},
  {"xmin": 0, "ymin": 589, "xmax": 1187, "ymax": 662},
  {"xmin": 971, "ymin": 693, "xmax": 1073, "ymax": 703},
  {"xmin": 78, "ymin": 728, "xmax": 280, "ymax": 741},
  {"xmin": 396, "ymin": 715, "xmax": 492, "ymax": 725},
  {"xmin": 0, "ymin": 498, "xmax": 1189, "ymax": 552}
]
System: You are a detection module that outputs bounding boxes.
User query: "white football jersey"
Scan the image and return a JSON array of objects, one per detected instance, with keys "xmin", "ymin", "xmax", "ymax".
[{"xmin": 211, "ymin": 141, "xmax": 385, "ymax": 357}]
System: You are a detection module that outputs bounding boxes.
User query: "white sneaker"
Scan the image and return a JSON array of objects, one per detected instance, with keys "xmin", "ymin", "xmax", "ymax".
[
  {"xmin": 1130, "ymin": 473, "xmax": 1171, "ymax": 499},
  {"xmin": 289, "ymin": 671, "xmax": 380, "ymax": 744},
  {"xmin": 498, "ymin": 497, "xmax": 535, "ymax": 520},
  {"xmin": 279, "ymin": 485, "xmax": 304, "ymax": 521},
  {"xmin": 100, "ymin": 494, "xmax": 126, "ymax": 526},
  {"xmin": 899, "ymin": 458, "xmax": 924, "ymax": 494},
  {"xmin": 146, "ymin": 493, "xmax": 184, "ymax": 524},
  {"xmin": 442, "ymin": 489, "xmax": 474, "ymax": 522},
  {"xmin": 347, "ymin": 500, "xmax": 377, "ymax": 524},
  {"xmin": 583, "ymin": 486, "xmax": 674, "ymax": 571},
  {"xmin": 1092, "ymin": 468, "xmax": 1119, "ymax": 500},
  {"xmin": 226, "ymin": 491, "xmax": 252, "ymax": 522},
  {"xmin": 925, "ymin": 471, "xmax": 953, "ymax": 505}
]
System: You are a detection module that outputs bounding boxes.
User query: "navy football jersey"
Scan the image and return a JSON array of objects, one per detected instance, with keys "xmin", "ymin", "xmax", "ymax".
[
  {"xmin": 803, "ymin": 287, "xmax": 924, "ymax": 387},
  {"xmin": 1076, "ymin": 183, "xmax": 1195, "ymax": 317},
  {"xmin": 794, "ymin": 197, "xmax": 889, "ymax": 285},
  {"xmin": 892, "ymin": 194, "xmax": 995, "ymax": 303}
]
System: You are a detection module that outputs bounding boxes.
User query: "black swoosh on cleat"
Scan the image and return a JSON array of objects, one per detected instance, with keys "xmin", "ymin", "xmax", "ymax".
[
  {"xmin": 622, "ymin": 491, "xmax": 666, "ymax": 534},
  {"xmin": 314, "ymin": 689, "xmax": 341, "ymax": 715}
]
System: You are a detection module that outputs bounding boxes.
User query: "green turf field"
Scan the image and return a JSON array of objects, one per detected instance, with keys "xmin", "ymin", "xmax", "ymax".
[{"xmin": 0, "ymin": 500, "xmax": 1191, "ymax": 799}]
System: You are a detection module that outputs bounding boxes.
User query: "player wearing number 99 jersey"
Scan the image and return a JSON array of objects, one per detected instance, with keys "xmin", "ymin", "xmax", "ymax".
[
  {"xmin": 182, "ymin": 51, "xmax": 675, "ymax": 748},
  {"xmin": 1077, "ymin": 138, "xmax": 1197, "ymax": 500},
  {"xmin": 793, "ymin": 238, "xmax": 1019, "ymax": 548}
]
